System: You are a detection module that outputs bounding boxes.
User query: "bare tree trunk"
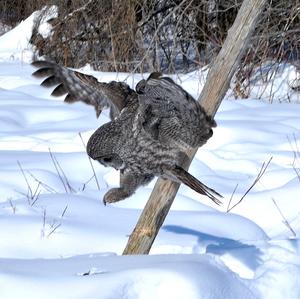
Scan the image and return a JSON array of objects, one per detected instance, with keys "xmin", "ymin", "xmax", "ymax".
[{"xmin": 123, "ymin": 0, "xmax": 267, "ymax": 255}]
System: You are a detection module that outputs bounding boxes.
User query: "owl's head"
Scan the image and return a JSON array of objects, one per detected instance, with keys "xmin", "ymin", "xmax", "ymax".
[{"xmin": 86, "ymin": 121, "xmax": 125, "ymax": 170}]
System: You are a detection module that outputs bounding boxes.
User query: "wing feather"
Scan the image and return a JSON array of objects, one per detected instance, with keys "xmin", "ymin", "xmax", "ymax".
[
  {"xmin": 137, "ymin": 73, "xmax": 216, "ymax": 149},
  {"xmin": 32, "ymin": 60, "xmax": 132, "ymax": 118},
  {"xmin": 51, "ymin": 83, "xmax": 68, "ymax": 97},
  {"xmin": 32, "ymin": 67, "xmax": 54, "ymax": 78},
  {"xmin": 41, "ymin": 75, "xmax": 61, "ymax": 87}
]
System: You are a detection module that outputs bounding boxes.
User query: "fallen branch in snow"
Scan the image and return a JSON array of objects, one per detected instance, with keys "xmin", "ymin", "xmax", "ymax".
[
  {"xmin": 271, "ymin": 198, "xmax": 297, "ymax": 238},
  {"xmin": 227, "ymin": 156, "xmax": 273, "ymax": 212}
]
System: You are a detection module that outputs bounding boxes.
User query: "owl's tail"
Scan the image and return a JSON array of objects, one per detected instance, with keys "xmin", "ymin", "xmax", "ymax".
[{"xmin": 163, "ymin": 165, "xmax": 222, "ymax": 205}]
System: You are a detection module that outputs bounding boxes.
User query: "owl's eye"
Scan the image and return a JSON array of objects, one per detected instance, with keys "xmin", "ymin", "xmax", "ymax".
[{"xmin": 103, "ymin": 157, "xmax": 112, "ymax": 163}]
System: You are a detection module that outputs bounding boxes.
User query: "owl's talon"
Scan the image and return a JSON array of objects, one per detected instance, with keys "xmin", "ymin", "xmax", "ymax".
[{"xmin": 103, "ymin": 190, "xmax": 119, "ymax": 204}]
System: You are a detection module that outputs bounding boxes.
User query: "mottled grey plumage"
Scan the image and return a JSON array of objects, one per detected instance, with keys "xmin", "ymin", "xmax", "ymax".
[
  {"xmin": 31, "ymin": 60, "xmax": 131, "ymax": 119},
  {"xmin": 136, "ymin": 73, "xmax": 216, "ymax": 150},
  {"xmin": 32, "ymin": 61, "xmax": 222, "ymax": 205}
]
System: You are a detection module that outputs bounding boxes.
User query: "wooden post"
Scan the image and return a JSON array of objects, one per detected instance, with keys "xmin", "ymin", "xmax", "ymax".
[{"xmin": 123, "ymin": 0, "xmax": 267, "ymax": 255}]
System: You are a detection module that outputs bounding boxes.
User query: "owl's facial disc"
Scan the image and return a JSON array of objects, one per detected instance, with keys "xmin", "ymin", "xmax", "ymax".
[{"xmin": 98, "ymin": 154, "xmax": 125, "ymax": 170}]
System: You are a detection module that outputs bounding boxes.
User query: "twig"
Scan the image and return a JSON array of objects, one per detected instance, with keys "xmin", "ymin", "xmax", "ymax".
[
  {"xmin": 41, "ymin": 209, "xmax": 46, "ymax": 238},
  {"xmin": 61, "ymin": 205, "xmax": 68, "ymax": 218},
  {"xmin": 108, "ymin": 18, "xmax": 118, "ymax": 75},
  {"xmin": 17, "ymin": 161, "xmax": 33, "ymax": 203},
  {"xmin": 287, "ymin": 134, "xmax": 300, "ymax": 162},
  {"xmin": 48, "ymin": 148, "xmax": 75, "ymax": 193},
  {"xmin": 48, "ymin": 205, "xmax": 68, "ymax": 237},
  {"xmin": 53, "ymin": 154, "xmax": 75, "ymax": 193},
  {"xmin": 79, "ymin": 132, "xmax": 100, "ymax": 190},
  {"xmin": 49, "ymin": 148, "xmax": 68, "ymax": 193},
  {"xmin": 126, "ymin": 0, "xmax": 189, "ymax": 79},
  {"xmin": 271, "ymin": 198, "xmax": 296, "ymax": 237},
  {"xmin": 51, "ymin": 0, "xmax": 93, "ymax": 30},
  {"xmin": 27, "ymin": 171, "xmax": 58, "ymax": 194},
  {"xmin": 17, "ymin": 161, "xmax": 43, "ymax": 205},
  {"xmin": 32, "ymin": 182, "xmax": 41, "ymax": 198},
  {"xmin": 47, "ymin": 223, "xmax": 61, "ymax": 238},
  {"xmin": 226, "ymin": 183, "xmax": 239, "ymax": 212},
  {"xmin": 82, "ymin": 175, "xmax": 96, "ymax": 191},
  {"xmin": 292, "ymin": 133, "xmax": 300, "ymax": 161},
  {"xmin": 287, "ymin": 134, "xmax": 300, "ymax": 182},
  {"xmin": 30, "ymin": 183, "xmax": 42, "ymax": 206},
  {"xmin": 227, "ymin": 157, "xmax": 273, "ymax": 212},
  {"xmin": 293, "ymin": 167, "xmax": 300, "ymax": 182},
  {"xmin": 137, "ymin": 3, "xmax": 176, "ymax": 29},
  {"xmin": 30, "ymin": 192, "xmax": 41, "ymax": 206},
  {"xmin": 8, "ymin": 199, "xmax": 16, "ymax": 214}
]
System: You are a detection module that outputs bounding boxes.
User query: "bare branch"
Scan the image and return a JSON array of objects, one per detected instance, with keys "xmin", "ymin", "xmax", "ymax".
[
  {"xmin": 79, "ymin": 132, "xmax": 100, "ymax": 191},
  {"xmin": 272, "ymin": 198, "xmax": 297, "ymax": 237},
  {"xmin": 17, "ymin": 161, "xmax": 33, "ymax": 203},
  {"xmin": 27, "ymin": 170, "xmax": 58, "ymax": 193},
  {"xmin": 226, "ymin": 183, "xmax": 239, "ymax": 212},
  {"xmin": 61, "ymin": 205, "xmax": 68, "ymax": 218},
  {"xmin": 48, "ymin": 148, "xmax": 75, "ymax": 193},
  {"xmin": 48, "ymin": 148, "xmax": 68, "ymax": 193},
  {"xmin": 227, "ymin": 157, "xmax": 272, "ymax": 212},
  {"xmin": 47, "ymin": 223, "xmax": 61, "ymax": 238}
]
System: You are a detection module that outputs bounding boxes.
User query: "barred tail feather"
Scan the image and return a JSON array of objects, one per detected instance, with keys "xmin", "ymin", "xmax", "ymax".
[{"xmin": 164, "ymin": 165, "xmax": 222, "ymax": 205}]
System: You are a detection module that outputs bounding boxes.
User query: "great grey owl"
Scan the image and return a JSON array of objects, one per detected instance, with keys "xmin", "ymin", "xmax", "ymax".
[{"xmin": 32, "ymin": 61, "xmax": 222, "ymax": 205}]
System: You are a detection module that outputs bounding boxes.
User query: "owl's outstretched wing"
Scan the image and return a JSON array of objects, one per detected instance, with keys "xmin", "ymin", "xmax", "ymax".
[
  {"xmin": 136, "ymin": 73, "xmax": 216, "ymax": 149},
  {"xmin": 32, "ymin": 60, "xmax": 133, "ymax": 119}
]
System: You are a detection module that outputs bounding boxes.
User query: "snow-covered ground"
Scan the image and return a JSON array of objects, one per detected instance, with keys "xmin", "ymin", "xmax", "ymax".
[{"xmin": 0, "ymin": 12, "xmax": 300, "ymax": 299}]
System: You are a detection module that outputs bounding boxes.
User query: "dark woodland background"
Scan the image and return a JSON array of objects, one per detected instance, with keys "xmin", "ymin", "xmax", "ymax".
[{"xmin": 1, "ymin": 0, "xmax": 299, "ymax": 97}]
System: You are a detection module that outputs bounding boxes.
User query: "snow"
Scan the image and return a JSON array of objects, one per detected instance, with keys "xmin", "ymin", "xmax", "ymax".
[
  {"xmin": 0, "ymin": 11, "xmax": 300, "ymax": 299},
  {"xmin": 0, "ymin": 6, "xmax": 56, "ymax": 63}
]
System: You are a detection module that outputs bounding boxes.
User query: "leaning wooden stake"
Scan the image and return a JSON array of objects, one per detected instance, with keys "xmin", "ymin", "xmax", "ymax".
[{"xmin": 123, "ymin": 0, "xmax": 267, "ymax": 255}]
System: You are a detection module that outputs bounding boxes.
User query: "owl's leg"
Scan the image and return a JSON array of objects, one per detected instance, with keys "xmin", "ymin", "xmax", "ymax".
[
  {"xmin": 103, "ymin": 172, "xmax": 154, "ymax": 205},
  {"xmin": 177, "ymin": 151, "xmax": 189, "ymax": 167}
]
